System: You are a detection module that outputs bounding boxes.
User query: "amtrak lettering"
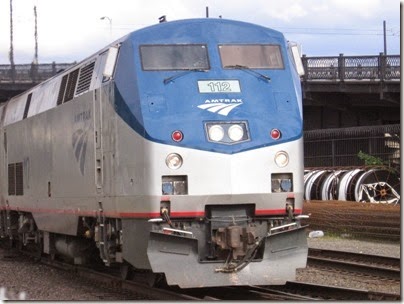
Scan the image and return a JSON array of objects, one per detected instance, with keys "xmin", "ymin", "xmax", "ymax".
[
  {"xmin": 74, "ymin": 110, "xmax": 91, "ymax": 123},
  {"xmin": 204, "ymin": 98, "xmax": 242, "ymax": 103}
]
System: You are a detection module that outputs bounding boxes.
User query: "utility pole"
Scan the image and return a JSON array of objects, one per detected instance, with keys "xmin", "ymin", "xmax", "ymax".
[
  {"xmin": 34, "ymin": 6, "xmax": 38, "ymax": 64},
  {"xmin": 383, "ymin": 20, "xmax": 387, "ymax": 55},
  {"xmin": 9, "ymin": 0, "xmax": 15, "ymax": 81}
]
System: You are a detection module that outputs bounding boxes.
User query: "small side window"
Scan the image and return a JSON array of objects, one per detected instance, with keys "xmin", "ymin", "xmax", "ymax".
[
  {"xmin": 288, "ymin": 42, "xmax": 305, "ymax": 76},
  {"xmin": 23, "ymin": 93, "xmax": 32, "ymax": 119},
  {"xmin": 103, "ymin": 45, "xmax": 120, "ymax": 81}
]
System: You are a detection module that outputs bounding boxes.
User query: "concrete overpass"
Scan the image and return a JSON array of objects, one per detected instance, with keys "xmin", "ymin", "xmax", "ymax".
[{"xmin": 301, "ymin": 54, "xmax": 400, "ymax": 129}]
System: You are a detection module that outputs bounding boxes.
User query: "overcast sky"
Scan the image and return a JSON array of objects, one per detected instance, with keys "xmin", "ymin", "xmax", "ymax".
[{"xmin": 0, "ymin": 0, "xmax": 400, "ymax": 64}]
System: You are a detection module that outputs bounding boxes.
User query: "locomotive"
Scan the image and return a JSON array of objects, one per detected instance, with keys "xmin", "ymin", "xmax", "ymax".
[{"xmin": 0, "ymin": 18, "xmax": 307, "ymax": 288}]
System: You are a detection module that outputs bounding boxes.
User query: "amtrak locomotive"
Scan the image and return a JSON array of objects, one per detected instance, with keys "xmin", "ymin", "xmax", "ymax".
[{"xmin": 0, "ymin": 18, "xmax": 307, "ymax": 288}]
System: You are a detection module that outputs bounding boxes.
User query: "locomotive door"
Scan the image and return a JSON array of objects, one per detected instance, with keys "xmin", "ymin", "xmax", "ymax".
[
  {"xmin": 0, "ymin": 126, "xmax": 8, "ymax": 237},
  {"xmin": 0, "ymin": 102, "xmax": 7, "ymax": 201},
  {"xmin": 0, "ymin": 130, "xmax": 5, "ymax": 196},
  {"xmin": 93, "ymin": 89, "xmax": 103, "ymax": 193}
]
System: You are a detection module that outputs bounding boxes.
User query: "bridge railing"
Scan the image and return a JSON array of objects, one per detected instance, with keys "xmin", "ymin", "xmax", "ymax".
[
  {"xmin": 0, "ymin": 54, "xmax": 400, "ymax": 83},
  {"xmin": 301, "ymin": 53, "xmax": 400, "ymax": 81}
]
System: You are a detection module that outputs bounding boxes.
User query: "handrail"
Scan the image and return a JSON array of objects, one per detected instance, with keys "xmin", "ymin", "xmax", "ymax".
[{"xmin": 301, "ymin": 53, "xmax": 400, "ymax": 81}]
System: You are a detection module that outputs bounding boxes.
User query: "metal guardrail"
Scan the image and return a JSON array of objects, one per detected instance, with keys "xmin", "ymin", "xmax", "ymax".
[
  {"xmin": 301, "ymin": 53, "xmax": 400, "ymax": 81},
  {"xmin": 0, "ymin": 54, "xmax": 400, "ymax": 84}
]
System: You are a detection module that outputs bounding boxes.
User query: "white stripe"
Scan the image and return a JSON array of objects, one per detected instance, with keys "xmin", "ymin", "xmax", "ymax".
[
  {"xmin": 218, "ymin": 103, "xmax": 241, "ymax": 116},
  {"xmin": 197, "ymin": 102, "xmax": 243, "ymax": 116}
]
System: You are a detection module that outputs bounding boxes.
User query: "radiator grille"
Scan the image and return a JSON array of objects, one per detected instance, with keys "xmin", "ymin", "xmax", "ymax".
[
  {"xmin": 64, "ymin": 68, "xmax": 80, "ymax": 102},
  {"xmin": 15, "ymin": 162, "xmax": 23, "ymax": 195},
  {"xmin": 8, "ymin": 164, "xmax": 15, "ymax": 195},
  {"xmin": 76, "ymin": 62, "xmax": 95, "ymax": 95},
  {"xmin": 8, "ymin": 162, "xmax": 23, "ymax": 196},
  {"xmin": 57, "ymin": 74, "xmax": 68, "ymax": 105}
]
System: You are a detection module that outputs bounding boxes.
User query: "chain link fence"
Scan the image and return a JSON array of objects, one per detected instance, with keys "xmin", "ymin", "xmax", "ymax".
[{"xmin": 304, "ymin": 124, "xmax": 400, "ymax": 169}]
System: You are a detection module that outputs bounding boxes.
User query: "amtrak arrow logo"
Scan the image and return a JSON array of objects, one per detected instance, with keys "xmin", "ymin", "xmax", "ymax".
[
  {"xmin": 197, "ymin": 99, "xmax": 243, "ymax": 116},
  {"xmin": 72, "ymin": 129, "xmax": 88, "ymax": 175}
]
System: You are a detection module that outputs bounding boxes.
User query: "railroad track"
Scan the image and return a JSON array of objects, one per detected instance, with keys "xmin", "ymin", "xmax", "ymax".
[
  {"xmin": 308, "ymin": 248, "xmax": 400, "ymax": 281},
  {"xmin": 1, "ymin": 243, "xmax": 400, "ymax": 301},
  {"xmin": 0, "ymin": 246, "xmax": 200, "ymax": 301},
  {"xmin": 171, "ymin": 282, "xmax": 400, "ymax": 301},
  {"xmin": 40, "ymin": 258, "xmax": 201, "ymax": 301},
  {"xmin": 169, "ymin": 249, "xmax": 401, "ymax": 301},
  {"xmin": 266, "ymin": 281, "xmax": 400, "ymax": 301}
]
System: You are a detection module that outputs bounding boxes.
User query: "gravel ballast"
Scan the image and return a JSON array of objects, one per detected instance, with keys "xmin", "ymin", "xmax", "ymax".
[{"xmin": 0, "ymin": 236, "xmax": 400, "ymax": 300}]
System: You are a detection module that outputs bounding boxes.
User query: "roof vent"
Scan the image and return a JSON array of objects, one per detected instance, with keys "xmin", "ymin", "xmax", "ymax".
[
  {"xmin": 64, "ymin": 68, "xmax": 79, "ymax": 102},
  {"xmin": 76, "ymin": 61, "xmax": 95, "ymax": 95}
]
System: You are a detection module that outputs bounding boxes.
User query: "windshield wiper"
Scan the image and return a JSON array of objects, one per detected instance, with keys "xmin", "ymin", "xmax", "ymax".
[
  {"xmin": 224, "ymin": 65, "xmax": 271, "ymax": 82},
  {"xmin": 163, "ymin": 69, "xmax": 206, "ymax": 85}
]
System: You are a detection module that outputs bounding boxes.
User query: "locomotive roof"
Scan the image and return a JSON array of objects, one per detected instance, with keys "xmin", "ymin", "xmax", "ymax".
[{"xmin": 1, "ymin": 18, "xmax": 286, "ymax": 127}]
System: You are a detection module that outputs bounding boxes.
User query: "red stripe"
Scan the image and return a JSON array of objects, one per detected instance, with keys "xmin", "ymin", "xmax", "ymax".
[
  {"xmin": 171, "ymin": 211, "xmax": 205, "ymax": 217},
  {"xmin": 255, "ymin": 209, "xmax": 302, "ymax": 215},
  {"xmin": 0, "ymin": 206, "xmax": 302, "ymax": 218},
  {"xmin": 118, "ymin": 212, "xmax": 160, "ymax": 218}
]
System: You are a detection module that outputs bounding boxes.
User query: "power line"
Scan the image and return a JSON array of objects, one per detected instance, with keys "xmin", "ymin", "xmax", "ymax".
[
  {"xmin": 275, "ymin": 26, "xmax": 383, "ymax": 32},
  {"xmin": 281, "ymin": 31, "xmax": 399, "ymax": 37},
  {"xmin": 102, "ymin": 23, "xmax": 400, "ymax": 37},
  {"xmin": 276, "ymin": 26, "xmax": 399, "ymax": 37}
]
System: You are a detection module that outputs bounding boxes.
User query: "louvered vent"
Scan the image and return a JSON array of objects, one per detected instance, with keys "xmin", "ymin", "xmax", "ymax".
[
  {"xmin": 8, "ymin": 162, "xmax": 23, "ymax": 196},
  {"xmin": 57, "ymin": 74, "xmax": 68, "ymax": 105},
  {"xmin": 15, "ymin": 162, "xmax": 23, "ymax": 195},
  {"xmin": 76, "ymin": 62, "xmax": 95, "ymax": 95},
  {"xmin": 8, "ymin": 164, "xmax": 15, "ymax": 195},
  {"xmin": 64, "ymin": 68, "xmax": 80, "ymax": 102}
]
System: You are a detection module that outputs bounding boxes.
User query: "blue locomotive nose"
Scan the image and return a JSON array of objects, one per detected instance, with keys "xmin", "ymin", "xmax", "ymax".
[{"xmin": 114, "ymin": 21, "xmax": 302, "ymax": 154}]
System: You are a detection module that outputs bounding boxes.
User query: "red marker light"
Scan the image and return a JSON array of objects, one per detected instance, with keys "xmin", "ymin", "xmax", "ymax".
[
  {"xmin": 171, "ymin": 130, "xmax": 184, "ymax": 142},
  {"xmin": 270, "ymin": 128, "xmax": 281, "ymax": 140}
]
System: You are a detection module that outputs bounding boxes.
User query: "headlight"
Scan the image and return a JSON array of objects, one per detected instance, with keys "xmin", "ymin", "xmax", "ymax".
[
  {"xmin": 228, "ymin": 124, "xmax": 244, "ymax": 142},
  {"xmin": 205, "ymin": 121, "xmax": 250, "ymax": 144},
  {"xmin": 208, "ymin": 125, "xmax": 225, "ymax": 142},
  {"xmin": 275, "ymin": 151, "xmax": 289, "ymax": 167},
  {"xmin": 166, "ymin": 153, "xmax": 183, "ymax": 169}
]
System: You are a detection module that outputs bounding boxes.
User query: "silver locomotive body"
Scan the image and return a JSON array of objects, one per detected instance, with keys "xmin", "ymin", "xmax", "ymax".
[{"xmin": 0, "ymin": 18, "xmax": 307, "ymax": 288}]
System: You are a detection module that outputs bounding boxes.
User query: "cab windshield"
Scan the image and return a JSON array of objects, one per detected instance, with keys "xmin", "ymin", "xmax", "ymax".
[
  {"xmin": 219, "ymin": 44, "xmax": 284, "ymax": 69},
  {"xmin": 140, "ymin": 44, "xmax": 210, "ymax": 70}
]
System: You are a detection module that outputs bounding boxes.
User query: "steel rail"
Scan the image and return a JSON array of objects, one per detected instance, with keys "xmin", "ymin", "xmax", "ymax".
[
  {"xmin": 0, "ymin": 244, "xmax": 201, "ymax": 300},
  {"xmin": 272, "ymin": 281, "xmax": 400, "ymax": 301},
  {"xmin": 308, "ymin": 248, "xmax": 400, "ymax": 281},
  {"xmin": 174, "ymin": 281, "xmax": 400, "ymax": 301},
  {"xmin": 40, "ymin": 258, "xmax": 201, "ymax": 301}
]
